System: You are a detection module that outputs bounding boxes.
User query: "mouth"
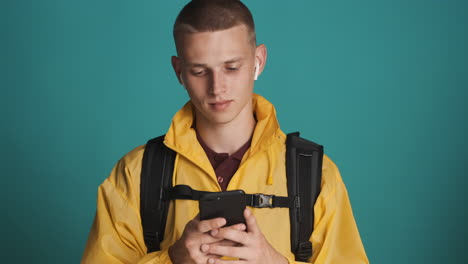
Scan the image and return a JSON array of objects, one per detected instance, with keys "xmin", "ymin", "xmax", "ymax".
[{"xmin": 208, "ymin": 100, "xmax": 233, "ymax": 111}]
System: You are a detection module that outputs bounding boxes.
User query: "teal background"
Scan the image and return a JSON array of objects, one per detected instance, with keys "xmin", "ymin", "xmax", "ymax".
[{"xmin": 1, "ymin": 0, "xmax": 467, "ymax": 263}]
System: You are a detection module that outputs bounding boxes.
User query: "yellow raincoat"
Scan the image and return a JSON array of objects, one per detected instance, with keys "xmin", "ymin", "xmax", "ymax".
[{"xmin": 82, "ymin": 94, "xmax": 369, "ymax": 264}]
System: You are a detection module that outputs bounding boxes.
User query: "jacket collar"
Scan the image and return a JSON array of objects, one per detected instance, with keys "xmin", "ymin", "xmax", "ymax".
[{"xmin": 163, "ymin": 93, "xmax": 282, "ymax": 175}]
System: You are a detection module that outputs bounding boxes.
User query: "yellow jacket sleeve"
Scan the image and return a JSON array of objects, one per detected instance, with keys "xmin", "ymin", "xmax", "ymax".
[
  {"xmin": 305, "ymin": 158, "xmax": 369, "ymax": 264},
  {"xmin": 81, "ymin": 158, "xmax": 173, "ymax": 264}
]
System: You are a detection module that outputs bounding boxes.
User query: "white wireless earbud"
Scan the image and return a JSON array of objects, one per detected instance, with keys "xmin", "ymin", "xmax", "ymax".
[
  {"xmin": 254, "ymin": 61, "xmax": 260, "ymax": 80},
  {"xmin": 179, "ymin": 73, "xmax": 185, "ymax": 86}
]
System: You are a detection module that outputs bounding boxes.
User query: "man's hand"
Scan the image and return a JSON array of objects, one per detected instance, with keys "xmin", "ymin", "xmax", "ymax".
[
  {"xmin": 168, "ymin": 214, "xmax": 246, "ymax": 264},
  {"xmin": 201, "ymin": 208, "xmax": 288, "ymax": 264}
]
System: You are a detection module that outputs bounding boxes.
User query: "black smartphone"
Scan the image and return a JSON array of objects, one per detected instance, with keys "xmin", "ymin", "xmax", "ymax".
[{"xmin": 199, "ymin": 190, "xmax": 246, "ymax": 227}]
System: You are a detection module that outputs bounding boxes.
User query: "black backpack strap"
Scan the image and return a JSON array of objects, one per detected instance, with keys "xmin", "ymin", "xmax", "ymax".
[
  {"xmin": 140, "ymin": 135, "xmax": 176, "ymax": 253},
  {"xmin": 171, "ymin": 184, "xmax": 295, "ymax": 208},
  {"xmin": 286, "ymin": 132, "xmax": 323, "ymax": 262}
]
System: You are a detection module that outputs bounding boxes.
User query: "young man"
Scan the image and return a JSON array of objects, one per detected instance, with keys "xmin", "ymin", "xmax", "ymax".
[{"xmin": 82, "ymin": 1, "xmax": 369, "ymax": 263}]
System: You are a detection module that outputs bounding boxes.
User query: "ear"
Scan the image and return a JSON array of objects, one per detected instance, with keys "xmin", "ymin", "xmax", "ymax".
[
  {"xmin": 171, "ymin": 56, "xmax": 184, "ymax": 86},
  {"xmin": 254, "ymin": 44, "xmax": 268, "ymax": 79}
]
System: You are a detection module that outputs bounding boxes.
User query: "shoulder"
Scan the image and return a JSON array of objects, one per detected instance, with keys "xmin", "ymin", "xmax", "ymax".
[
  {"xmin": 320, "ymin": 154, "xmax": 344, "ymax": 201},
  {"xmin": 118, "ymin": 144, "xmax": 146, "ymax": 179},
  {"xmin": 101, "ymin": 144, "xmax": 146, "ymax": 207}
]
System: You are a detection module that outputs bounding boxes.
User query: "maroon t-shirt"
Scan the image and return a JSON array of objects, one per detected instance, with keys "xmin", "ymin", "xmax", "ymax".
[{"xmin": 196, "ymin": 134, "xmax": 252, "ymax": 191}]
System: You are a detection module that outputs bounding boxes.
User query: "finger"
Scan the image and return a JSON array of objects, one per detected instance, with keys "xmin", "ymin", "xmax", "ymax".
[
  {"xmin": 210, "ymin": 226, "xmax": 249, "ymax": 244},
  {"xmin": 201, "ymin": 243, "xmax": 210, "ymax": 253},
  {"xmin": 201, "ymin": 241, "xmax": 236, "ymax": 252},
  {"xmin": 199, "ymin": 233, "xmax": 226, "ymax": 245},
  {"xmin": 209, "ymin": 223, "xmax": 246, "ymax": 242},
  {"xmin": 213, "ymin": 222, "xmax": 246, "ymax": 236},
  {"xmin": 205, "ymin": 244, "xmax": 246, "ymax": 259},
  {"xmin": 201, "ymin": 245, "xmax": 224, "ymax": 259},
  {"xmin": 211, "ymin": 222, "xmax": 243, "ymax": 233},
  {"xmin": 209, "ymin": 239, "xmax": 241, "ymax": 247},
  {"xmin": 197, "ymin": 217, "xmax": 227, "ymax": 233},
  {"xmin": 244, "ymin": 208, "xmax": 259, "ymax": 234},
  {"xmin": 228, "ymin": 223, "xmax": 246, "ymax": 231},
  {"xmin": 205, "ymin": 254, "xmax": 224, "ymax": 263},
  {"xmin": 208, "ymin": 259, "xmax": 245, "ymax": 264}
]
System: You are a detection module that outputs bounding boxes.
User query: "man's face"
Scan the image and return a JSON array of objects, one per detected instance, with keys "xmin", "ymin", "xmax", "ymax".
[{"xmin": 172, "ymin": 25, "xmax": 265, "ymax": 127}]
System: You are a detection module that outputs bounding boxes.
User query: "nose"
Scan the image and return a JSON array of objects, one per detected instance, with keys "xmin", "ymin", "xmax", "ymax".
[{"xmin": 209, "ymin": 69, "xmax": 226, "ymax": 96}]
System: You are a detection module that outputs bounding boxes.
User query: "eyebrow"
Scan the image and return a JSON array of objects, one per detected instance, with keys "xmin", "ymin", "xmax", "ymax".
[
  {"xmin": 224, "ymin": 57, "xmax": 244, "ymax": 64},
  {"xmin": 185, "ymin": 57, "xmax": 245, "ymax": 67}
]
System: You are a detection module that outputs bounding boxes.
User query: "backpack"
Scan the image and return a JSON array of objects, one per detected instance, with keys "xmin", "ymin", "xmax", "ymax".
[{"xmin": 140, "ymin": 132, "xmax": 323, "ymax": 262}]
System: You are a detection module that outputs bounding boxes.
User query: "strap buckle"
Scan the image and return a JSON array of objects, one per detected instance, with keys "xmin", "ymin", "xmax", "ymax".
[
  {"xmin": 252, "ymin": 194, "xmax": 274, "ymax": 208},
  {"xmin": 295, "ymin": 241, "xmax": 312, "ymax": 262}
]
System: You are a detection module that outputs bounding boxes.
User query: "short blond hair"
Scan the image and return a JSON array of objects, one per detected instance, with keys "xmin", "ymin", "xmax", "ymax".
[{"xmin": 173, "ymin": 0, "xmax": 256, "ymax": 51}]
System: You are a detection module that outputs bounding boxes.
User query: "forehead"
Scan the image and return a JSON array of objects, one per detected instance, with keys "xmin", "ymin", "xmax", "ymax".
[{"xmin": 177, "ymin": 25, "xmax": 255, "ymax": 64}]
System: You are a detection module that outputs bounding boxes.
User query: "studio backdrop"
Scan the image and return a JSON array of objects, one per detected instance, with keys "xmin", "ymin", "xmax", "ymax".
[{"xmin": 1, "ymin": 0, "xmax": 467, "ymax": 263}]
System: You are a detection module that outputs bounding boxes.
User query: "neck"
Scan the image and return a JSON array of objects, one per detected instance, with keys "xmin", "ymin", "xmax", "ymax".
[{"xmin": 195, "ymin": 108, "xmax": 256, "ymax": 155}]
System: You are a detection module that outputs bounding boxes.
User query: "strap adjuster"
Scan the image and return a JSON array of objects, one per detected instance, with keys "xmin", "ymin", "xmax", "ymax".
[{"xmin": 252, "ymin": 194, "xmax": 275, "ymax": 208}]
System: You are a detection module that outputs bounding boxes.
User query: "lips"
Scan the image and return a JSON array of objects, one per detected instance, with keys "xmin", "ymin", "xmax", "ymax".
[{"xmin": 209, "ymin": 100, "xmax": 233, "ymax": 111}]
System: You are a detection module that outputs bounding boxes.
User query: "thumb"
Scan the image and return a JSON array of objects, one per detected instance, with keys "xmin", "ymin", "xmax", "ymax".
[{"xmin": 244, "ymin": 208, "xmax": 259, "ymax": 234}]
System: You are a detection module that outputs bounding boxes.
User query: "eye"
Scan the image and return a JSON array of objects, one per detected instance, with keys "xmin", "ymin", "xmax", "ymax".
[
  {"xmin": 225, "ymin": 64, "xmax": 241, "ymax": 73},
  {"xmin": 191, "ymin": 69, "xmax": 206, "ymax": 76}
]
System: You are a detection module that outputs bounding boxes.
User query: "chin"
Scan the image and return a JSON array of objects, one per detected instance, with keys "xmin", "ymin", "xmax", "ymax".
[
  {"xmin": 209, "ymin": 116, "xmax": 236, "ymax": 125},
  {"xmin": 202, "ymin": 112, "xmax": 238, "ymax": 125}
]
